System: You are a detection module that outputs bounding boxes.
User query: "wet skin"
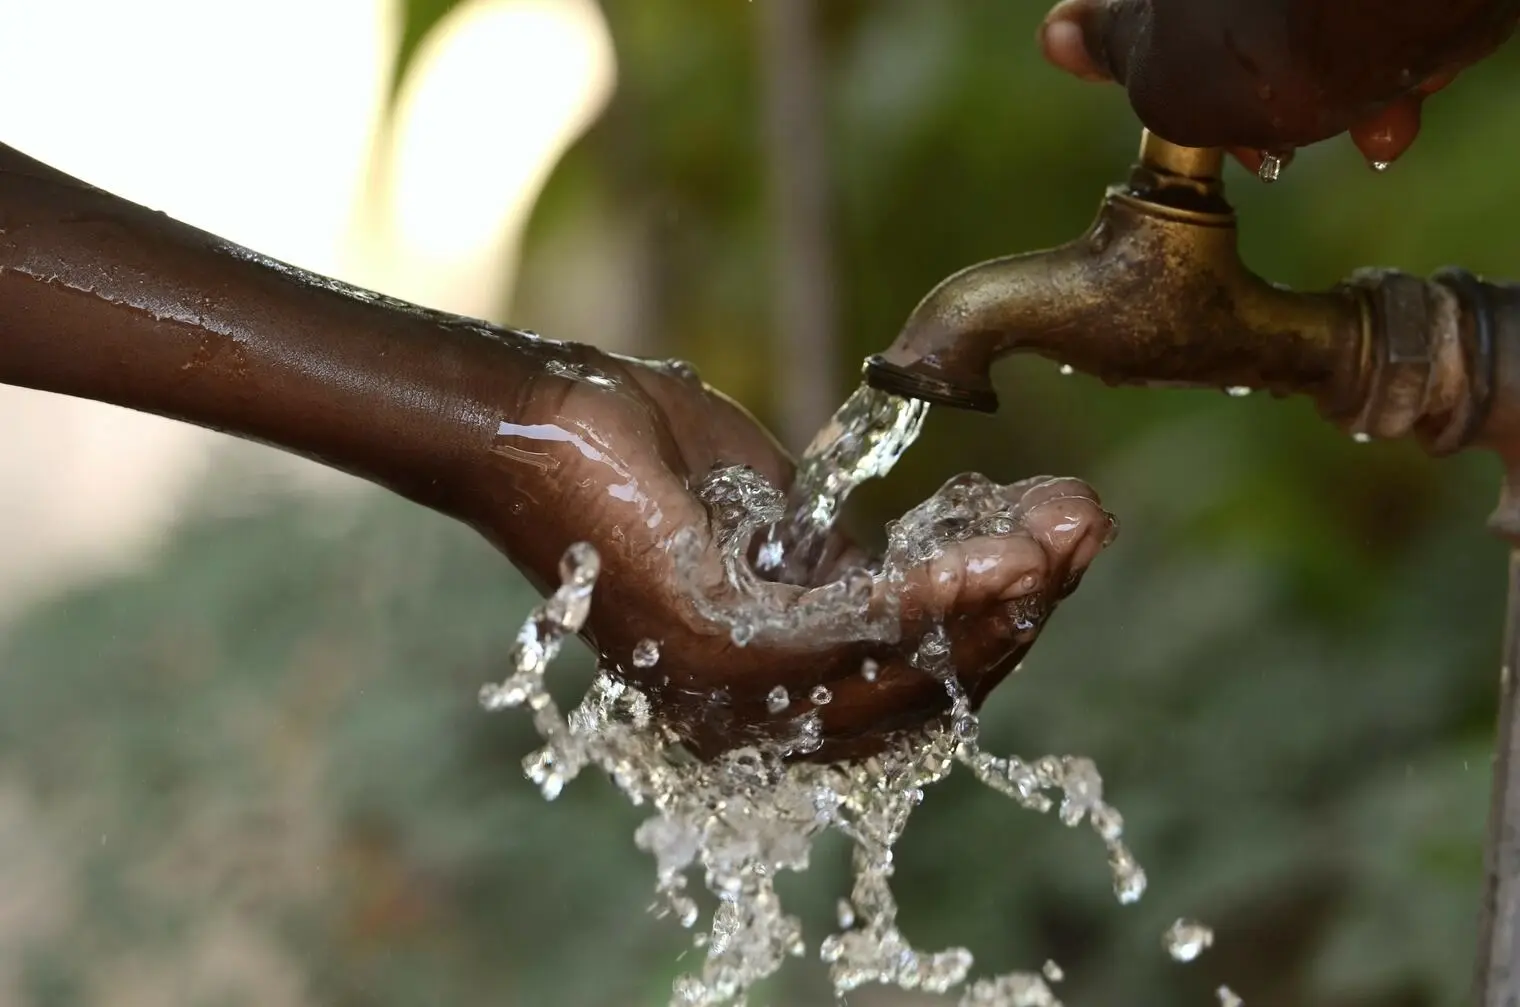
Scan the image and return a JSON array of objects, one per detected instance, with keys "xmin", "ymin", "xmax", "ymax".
[
  {"xmin": 1040, "ymin": 0, "xmax": 1520, "ymax": 168},
  {"xmin": 0, "ymin": 143, "xmax": 1114, "ymax": 762}
]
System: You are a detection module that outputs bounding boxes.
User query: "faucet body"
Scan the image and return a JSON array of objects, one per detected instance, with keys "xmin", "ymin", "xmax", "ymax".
[
  {"xmin": 867, "ymin": 129, "xmax": 1520, "ymax": 1007},
  {"xmin": 865, "ymin": 132, "xmax": 1504, "ymax": 458}
]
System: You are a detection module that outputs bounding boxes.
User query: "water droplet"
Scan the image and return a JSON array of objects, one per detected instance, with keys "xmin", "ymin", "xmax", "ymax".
[
  {"xmin": 954, "ymin": 715, "xmax": 980, "ymax": 742},
  {"xmin": 755, "ymin": 536, "xmax": 784, "ymax": 571},
  {"xmin": 632, "ymin": 638, "xmax": 661, "ymax": 668},
  {"xmin": 1257, "ymin": 154, "xmax": 1283, "ymax": 183},
  {"xmin": 1225, "ymin": 386, "xmax": 1252, "ymax": 397},
  {"xmin": 663, "ymin": 358, "xmax": 701, "ymax": 381},
  {"xmin": 809, "ymin": 685, "xmax": 833, "ymax": 706},
  {"xmin": 1111, "ymin": 846, "xmax": 1148, "ymax": 904},
  {"xmin": 1370, "ymin": 160, "xmax": 1391, "ymax": 173},
  {"xmin": 1164, "ymin": 918, "xmax": 1215, "ymax": 962},
  {"xmin": 710, "ymin": 900, "xmax": 742, "ymax": 955},
  {"xmin": 1090, "ymin": 803, "xmax": 1125, "ymax": 842},
  {"xmin": 672, "ymin": 973, "xmax": 705, "ymax": 1003},
  {"xmin": 836, "ymin": 898, "xmax": 856, "ymax": 928},
  {"xmin": 1042, "ymin": 960, "xmax": 1064, "ymax": 983},
  {"xmin": 1058, "ymin": 364, "xmax": 1075, "ymax": 376},
  {"xmin": 766, "ymin": 685, "xmax": 790, "ymax": 714},
  {"xmin": 860, "ymin": 658, "xmax": 879, "ymax": 682},
  {"xmin": 1353, "ymin": 431, "xmax": 1372, "ymax": 444},
  {"xmin": 791, "ymin": 711, "xmax": 824, "ymax": 754},
  {"xmin": 1217, "ymin": 985, "xmax": 1243, "ymax": 1007}
]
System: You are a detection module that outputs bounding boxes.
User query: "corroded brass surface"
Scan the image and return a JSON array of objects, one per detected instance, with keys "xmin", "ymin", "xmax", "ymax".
[{"xmin": 865, "ymin": 132, "xmax": 1370, "ymax": 425}]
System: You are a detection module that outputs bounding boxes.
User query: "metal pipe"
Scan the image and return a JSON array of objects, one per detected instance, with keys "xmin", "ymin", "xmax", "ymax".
[{"xmin": 1476, "ymin": 543, "xmax": 1520, "ymax": 1005}]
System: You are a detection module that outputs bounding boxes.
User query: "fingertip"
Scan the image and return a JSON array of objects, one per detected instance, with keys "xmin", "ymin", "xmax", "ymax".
[
  {"xmin": 1350, "ymin": 96, "xmax": 1423, "ymax": 168},
  {"xmin": 1039, "ymin": 3, "xmax": 1109, "ymax": 82},
  {"xmin": 1230, "ymin": 147, "xmax": 1263, "ymax": 173},
  {"xmin": 1419, "ymin": 68, "xmax": 1458, "ymax": 95}
]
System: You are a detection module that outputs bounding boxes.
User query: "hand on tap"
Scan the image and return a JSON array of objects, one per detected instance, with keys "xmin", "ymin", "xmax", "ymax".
[{"xmin": 1039, "ymin": 0, "xmax": 1519, "ymax": 168}]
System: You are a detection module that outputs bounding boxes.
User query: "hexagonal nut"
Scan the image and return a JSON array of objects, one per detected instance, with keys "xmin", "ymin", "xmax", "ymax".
[{"xmin": 1345, "ymin": 268, "xmax": 1436, "ymax": 440}]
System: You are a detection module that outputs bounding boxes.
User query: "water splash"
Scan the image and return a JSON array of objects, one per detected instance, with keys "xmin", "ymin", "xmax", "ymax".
[
  {"xmin": 670, "ymin": 464, "xmax": 897, "ymax": 649},
  {"xmin": 759, "ymin": 384, "xmax": 929, "ymax": 583},
  {"xmin": 1164, "ymin": 918, "xmax": 1215, "ymax": 962},
  {"xmin": 475, "ymin": 385, "xmax": 1220, "ymax": 1005},
  {"xmin": 479, "ymin": 537, "xmax": 1161, "ymax": 1006}
]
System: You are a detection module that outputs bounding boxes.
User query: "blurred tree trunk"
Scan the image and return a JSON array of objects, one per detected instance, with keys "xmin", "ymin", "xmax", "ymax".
[{"xmin": 758, "ymin": 0, "xmax": 841, "ymax": 453}]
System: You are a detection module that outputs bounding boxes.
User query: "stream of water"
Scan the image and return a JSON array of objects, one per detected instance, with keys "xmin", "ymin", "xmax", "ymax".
[{"xmin": 479, "ymin": 384, "xmax": 1226, "ymax": 1006}]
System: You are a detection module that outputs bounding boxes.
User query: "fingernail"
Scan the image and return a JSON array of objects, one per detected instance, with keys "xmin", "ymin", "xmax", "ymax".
[{"xmin": 1039, "ymin": 18, "xmax": 1108, "ymax": 81}]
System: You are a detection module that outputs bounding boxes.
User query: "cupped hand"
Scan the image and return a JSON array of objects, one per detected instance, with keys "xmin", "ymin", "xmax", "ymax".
[
  {"xmin": 496, "ymin": 347, "xmax": 1116, "ymax": 761},
  {"xmin": 1039, "ymin": 0, "xmax": 1520, "ymax": 169}
]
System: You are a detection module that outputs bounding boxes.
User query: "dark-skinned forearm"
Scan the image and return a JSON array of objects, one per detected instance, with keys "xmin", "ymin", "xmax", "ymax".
[{"xmin": 0, "ymin": 141, "xmax": 572, "ymax": 578}]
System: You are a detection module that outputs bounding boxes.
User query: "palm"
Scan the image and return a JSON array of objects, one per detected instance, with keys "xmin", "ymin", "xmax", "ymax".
[{"xmin": 524, "ymin": 356, "xmax": 1114, "ymax": 760}]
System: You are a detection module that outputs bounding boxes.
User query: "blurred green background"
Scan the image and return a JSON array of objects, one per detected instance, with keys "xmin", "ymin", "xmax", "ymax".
[{"xmin": 5, "ymin": 2, "xmax": 1519, "ymax": 1005}]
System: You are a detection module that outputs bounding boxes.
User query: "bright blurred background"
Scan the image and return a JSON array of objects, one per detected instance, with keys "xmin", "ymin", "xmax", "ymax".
[{"xmin": 0, "ymin": 2, "xmax": 1512, "ymax": 1005}]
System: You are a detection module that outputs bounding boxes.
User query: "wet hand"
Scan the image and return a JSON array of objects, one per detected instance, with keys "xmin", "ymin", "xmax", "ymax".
[
  {"xmin": 499, "ymin": 350, "xmax": 1115, "ymax": 761},
  {"xmin": 1039, "ymin": 0, "xmax": 1519, "ymax": 169}
]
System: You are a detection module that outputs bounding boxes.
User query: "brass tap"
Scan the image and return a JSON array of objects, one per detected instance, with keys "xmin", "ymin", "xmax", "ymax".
[
  {"xmin": 866, "ymin": 130, "xmax": 1520, "ymax": 1006},
  {"xmin": 864, "ymin": 129, "xmax": 1503, "ymax": 457}
]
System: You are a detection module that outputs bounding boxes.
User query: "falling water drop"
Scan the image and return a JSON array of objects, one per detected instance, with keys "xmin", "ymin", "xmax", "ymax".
[
  {"xmin": 1163, "ymin": 918, "xmax": 1215, "ymax": 962},
  {"xmin": 1225, "ymin": 386, "xmax": 1252, "ymax": 398},
  {"xmin": 809, "ymin": 685, "xmax": 833, "ymax": 706},
  {"xmin": 1217, "ymin": 986, "xmax": 1244, "ymax": 1007},
  {"xmin": 766, "ymin": 685, "xmax": 791, "ymax": 714},
  {"xmin": 633, "ymin": 639, "xmax": 662, "ymax": 669},
  {"xmin": 836, "ymin": 898, "xmax": 856, "ymax": 929},
  {"xmin": 1041, "ymin": 960, "xmax": 1064, "ymax": 983},
  {"xmin": 1352, "ymin": 431, "xmax": 1372, "ymax": 444},
  {"xmin": 672, "ymin": 973, "xmax": 705, "ymax": 1003},
  {"xmin": 1111, "ymin": 846, "xmax": 1148, "ymax": 904},
  {"xmin": 1257, "ymin": 154, "xmax": 1283, "ymax": 183},
  {"xmin": 1370, "ymin": 160, "xmax": 1391, "ymax": 173},
  {"xmin": 1058, "ymin": 364, "xmax": 1075, "ymax": 376},
  {"xmin": 710, "ymin": 900, "xmax": 741, "ymax": 955},
  {"xmin": 860, "ymin": 658, "xmax": 879, "ymax": 682}
]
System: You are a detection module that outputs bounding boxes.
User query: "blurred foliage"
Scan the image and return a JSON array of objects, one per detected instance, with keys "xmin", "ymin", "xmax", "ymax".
[{"xmin": 6, "ymin": 1, "xmax": 1520, "ymax": 1005}]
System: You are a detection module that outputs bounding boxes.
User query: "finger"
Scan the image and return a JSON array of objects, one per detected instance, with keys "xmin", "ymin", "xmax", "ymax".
[
  {"xmin": 888, "ymin": 477, "xmax": 1115, "ymax": 623},
  {"xmin": 1349, "ymin": 93, "xmax": 1424, "ymax": 168},
  {"xmin": 1039, "ymin": 0, "xmax": 1110, "ymax": 82},
  {"xmin": 1019, "ymin": 490, "xmax": 1117, "ymax": 589},
  {"xmin": 1230, "ymin": 147, "xmax": 1264, "ymax": 173},
  {"xmin": 891, "ymin": 533, "xmax": 1051, "ymax": 624},
  {"xmin": 1419, "ymin": 68, "xmax": 1459, "ymax": 95},
  {"xmin": 1003, "ymin": 475, "xmax": 1100, "ymax": 514}
]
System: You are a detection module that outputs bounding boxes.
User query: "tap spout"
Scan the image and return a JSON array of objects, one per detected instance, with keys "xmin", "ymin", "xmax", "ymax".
[{"xmin": 864, "ymin": 133, "xmax": 1368, "ymax": 424}]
